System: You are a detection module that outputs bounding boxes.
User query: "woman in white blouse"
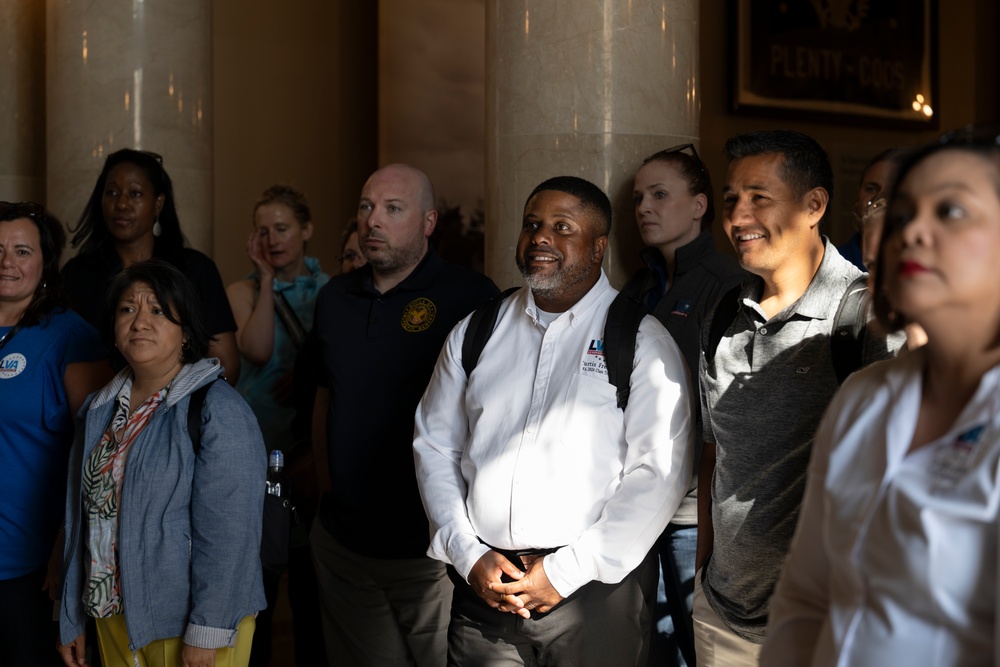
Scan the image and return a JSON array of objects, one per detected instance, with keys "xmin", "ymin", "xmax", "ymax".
[{"xmin": 760, "ymin": 131, "xmax": 1000, "ymax": 666}]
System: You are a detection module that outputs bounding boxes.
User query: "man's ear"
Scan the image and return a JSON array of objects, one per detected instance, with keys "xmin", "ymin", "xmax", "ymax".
[
  {"xmin": 423, "ymin": 209, "xmax": 438, "ymax": 238},
  {"xmin": 592, "ymin": 235, "xmax": 608, "ymax": 264},
  {"xmin": 301, "ymin": 221, "xmax": 315, "ymax": 242},
  {"xmin": 804, "ymin": 187, "xmax": 829, "ymax": 229}
]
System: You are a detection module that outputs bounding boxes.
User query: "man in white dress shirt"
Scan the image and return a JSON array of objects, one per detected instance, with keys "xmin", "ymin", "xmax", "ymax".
[{"xmin": 413, "ymin": 176, "xmax": 694, "ymax": 665}]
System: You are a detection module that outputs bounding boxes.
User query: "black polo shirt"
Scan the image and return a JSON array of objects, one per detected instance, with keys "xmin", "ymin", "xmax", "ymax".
[{"xmin": 314, "ymin": 246, "xmax": 498, "ymax": 558}]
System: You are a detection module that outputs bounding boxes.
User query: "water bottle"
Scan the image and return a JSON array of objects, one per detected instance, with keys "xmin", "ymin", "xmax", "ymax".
[{"xmin": 266, "ymin": 450, "xmax": 286, "ymax": 497}]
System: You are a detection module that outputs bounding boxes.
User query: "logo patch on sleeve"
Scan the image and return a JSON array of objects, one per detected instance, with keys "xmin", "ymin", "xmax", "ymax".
[{"xmin": 401, "ymin": 298, "xmax": 437, "ymax": 332}]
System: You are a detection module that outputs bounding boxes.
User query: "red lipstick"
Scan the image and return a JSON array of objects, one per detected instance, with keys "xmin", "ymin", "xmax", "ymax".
[{"xmin": 898, "ymin": 260, "xmax": 929, "ymax": 277}]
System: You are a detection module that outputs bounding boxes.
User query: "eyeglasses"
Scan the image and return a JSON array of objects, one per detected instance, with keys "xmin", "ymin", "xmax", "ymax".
[
  {"xmin": 645, "ymin": 143, "xmax": 707, "ymax": 172},
  {"xmin": 0, "ymin": 201, "xmax": 47, "ymax": 223},
  {"xmin": 860, "ymin": 196, "xmax": 888, "ymax": 229}
]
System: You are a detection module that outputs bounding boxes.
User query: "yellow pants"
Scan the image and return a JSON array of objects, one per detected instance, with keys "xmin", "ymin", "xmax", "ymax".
[{"xmin": 94, "ymin": 614, "xmax": 255, "ymax": 667}]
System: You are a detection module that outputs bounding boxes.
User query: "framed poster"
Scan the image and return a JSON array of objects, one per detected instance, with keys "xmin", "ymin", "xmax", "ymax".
[{"xmin": 731, "ymin": 0, "xmax": 938, "ymax": 128}]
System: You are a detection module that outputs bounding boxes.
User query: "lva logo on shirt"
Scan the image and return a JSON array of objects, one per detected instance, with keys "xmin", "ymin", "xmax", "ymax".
[
  {"xmin": 0, "ymin": 353, "xmax": 27, "ymax": 379},
  {"xmin": 582, "ymin": 340, "xmax": 608, "ymax": 377}
]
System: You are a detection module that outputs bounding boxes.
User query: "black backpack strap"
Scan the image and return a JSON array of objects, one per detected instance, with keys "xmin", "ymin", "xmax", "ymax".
[
  {"xmin": 603, "ymin": 292, "xmax": 648, "ymax": 411},
  {"xmin": 186, "ymin": 382, "xmax": 214, "ymax": 455},
  {"xmin": 705, "ymin": 285, "xmax": 742, "ymax": 361},
  {"xmin": 831, "ymin": 275, "xmax": 871, "ymax": 384},
  {"xmin": 461, "ymin": 287, "xmax": 520, "ymax": 377}
]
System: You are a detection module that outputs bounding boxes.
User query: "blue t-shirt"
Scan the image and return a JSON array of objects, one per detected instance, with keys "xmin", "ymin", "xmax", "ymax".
[{"xmin": 0, "ymin": 309, "xmax": 105, "ymax": 579}]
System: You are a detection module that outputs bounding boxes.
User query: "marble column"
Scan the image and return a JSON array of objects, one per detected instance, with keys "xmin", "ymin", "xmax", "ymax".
[
  {"xmin": 46, "ymin": 0, "xmax": 213, "ymax": 251},
  {"xmin": 485, "ymin": 0, "xmax": 700, "ymax": 288},
  {"xmin": 0, "ymin": 0, "xmax": 46, "ymax": 203}
]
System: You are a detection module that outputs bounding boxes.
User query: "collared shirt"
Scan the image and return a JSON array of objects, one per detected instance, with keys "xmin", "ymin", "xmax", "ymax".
[
  {"xmin": 414, "ymin": 272, "xmax": 694, "ymax": 597},
  {"xmin": 314, "ymin": 247, "xmax": 498, "ymax": 558},
  {"xmin": 83, "ymin": 376, "xmax": 167, "ymax": 618},
  {"xmin": 699, "ymin": 239, "xmax": 897, "ymax": 642},
  {"xmin": 762, "ymin": 349, "xmax": 1000, "ymax": 666},
  {"xmin": 624, "ymin": 231, "xmax": 748, "ymax": 523}
]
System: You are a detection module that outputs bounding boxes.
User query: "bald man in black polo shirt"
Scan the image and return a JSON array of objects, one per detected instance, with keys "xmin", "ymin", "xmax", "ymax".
[{"xmin": 310, "ymin": 163, "xmax": 498, "ymax": 666}]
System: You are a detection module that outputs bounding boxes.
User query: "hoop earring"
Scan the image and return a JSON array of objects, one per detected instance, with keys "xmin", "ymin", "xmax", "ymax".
[{"xmin": 153, "ymin": 217, "xmax": 162, "ymax": 237}]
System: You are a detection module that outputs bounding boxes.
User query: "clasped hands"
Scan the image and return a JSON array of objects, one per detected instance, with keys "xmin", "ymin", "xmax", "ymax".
[{"xmin": 468, "ymin": 550, "xmax": 564, "ymax": 618}]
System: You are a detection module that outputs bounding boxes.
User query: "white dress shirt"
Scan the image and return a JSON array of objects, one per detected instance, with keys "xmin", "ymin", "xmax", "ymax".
[
  {"xmin": 413, "ymin": 272, "xmax": 693, "ymax": 597},
  {"xmin": 761, "ymin": 348, "xmax": 1000, "ymax": 666}
]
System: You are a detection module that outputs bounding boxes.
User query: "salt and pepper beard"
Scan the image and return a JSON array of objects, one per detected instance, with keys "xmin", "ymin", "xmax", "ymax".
[{"xmin": 516, "ymin": 244, "xmax": 599, "ymax": 304}]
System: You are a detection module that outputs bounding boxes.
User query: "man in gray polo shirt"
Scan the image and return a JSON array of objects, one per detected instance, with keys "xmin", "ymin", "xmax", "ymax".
[{"xmin": 693, "ymin": 130, "xmax": 898, "ymax": 665}]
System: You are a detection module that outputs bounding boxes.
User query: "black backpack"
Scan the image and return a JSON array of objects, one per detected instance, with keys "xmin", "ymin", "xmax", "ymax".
[
  {"xmin": 187, "ymin": 381, "xmax": 293, "ymax": 573},
  {"xmin": 461, "ymin": 288, "xmax": 647, "ymax": 410},
  {"xmin": 705, "ymin": 274, "xmax": 871, "ymax": 385}
]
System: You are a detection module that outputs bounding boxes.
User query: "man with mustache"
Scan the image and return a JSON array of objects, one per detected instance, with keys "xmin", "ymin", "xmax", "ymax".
[
  {"xmin": 310, "ymin": 163, "xmax": 498, "ymax": 666},
  {"xmin": 414, "ymin": 176, "xmax": 694, "ymax": 664},
  {"xmin": 694, "ymin": 131, "xmax": 898, "ymax": 665}
]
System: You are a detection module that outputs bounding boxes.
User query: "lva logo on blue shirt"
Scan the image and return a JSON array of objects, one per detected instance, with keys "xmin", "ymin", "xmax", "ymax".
[{"xmin": 0, "ymin": 353, "xmax": 26, "ymax": 379}]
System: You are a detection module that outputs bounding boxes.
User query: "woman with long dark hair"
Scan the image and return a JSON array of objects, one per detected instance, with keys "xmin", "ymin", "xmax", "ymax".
[{"xmin": 62, "ymin": 149, "xmax": 240, "ymax": 384}]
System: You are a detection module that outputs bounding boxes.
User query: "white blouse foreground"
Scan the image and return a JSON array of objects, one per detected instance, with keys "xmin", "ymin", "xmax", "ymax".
[{"xmin": 761, "ymin": 348, "xmax": 1000, "ymax": 667}]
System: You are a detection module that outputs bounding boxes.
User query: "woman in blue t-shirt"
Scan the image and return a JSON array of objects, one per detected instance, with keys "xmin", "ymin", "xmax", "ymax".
[{"xmin": 0, "ymin": 201, "xmax": 110, "ymax": 665}]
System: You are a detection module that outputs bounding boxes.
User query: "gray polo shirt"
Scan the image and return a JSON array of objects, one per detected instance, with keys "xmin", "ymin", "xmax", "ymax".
[{"xmin": 699, "ymin": 239, "xmax": 897, "ymax": 643}]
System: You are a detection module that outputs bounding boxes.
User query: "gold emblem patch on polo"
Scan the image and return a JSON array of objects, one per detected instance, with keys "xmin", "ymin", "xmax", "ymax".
[{"xmin": 401, "ymin": 298, "xmax": 437, "ymax": 332}]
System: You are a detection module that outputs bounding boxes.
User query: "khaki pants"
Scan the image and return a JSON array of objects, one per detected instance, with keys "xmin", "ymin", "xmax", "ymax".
[{"xmin": 692, "ymin": 569, "xmax": 761, "ymax": 667}]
